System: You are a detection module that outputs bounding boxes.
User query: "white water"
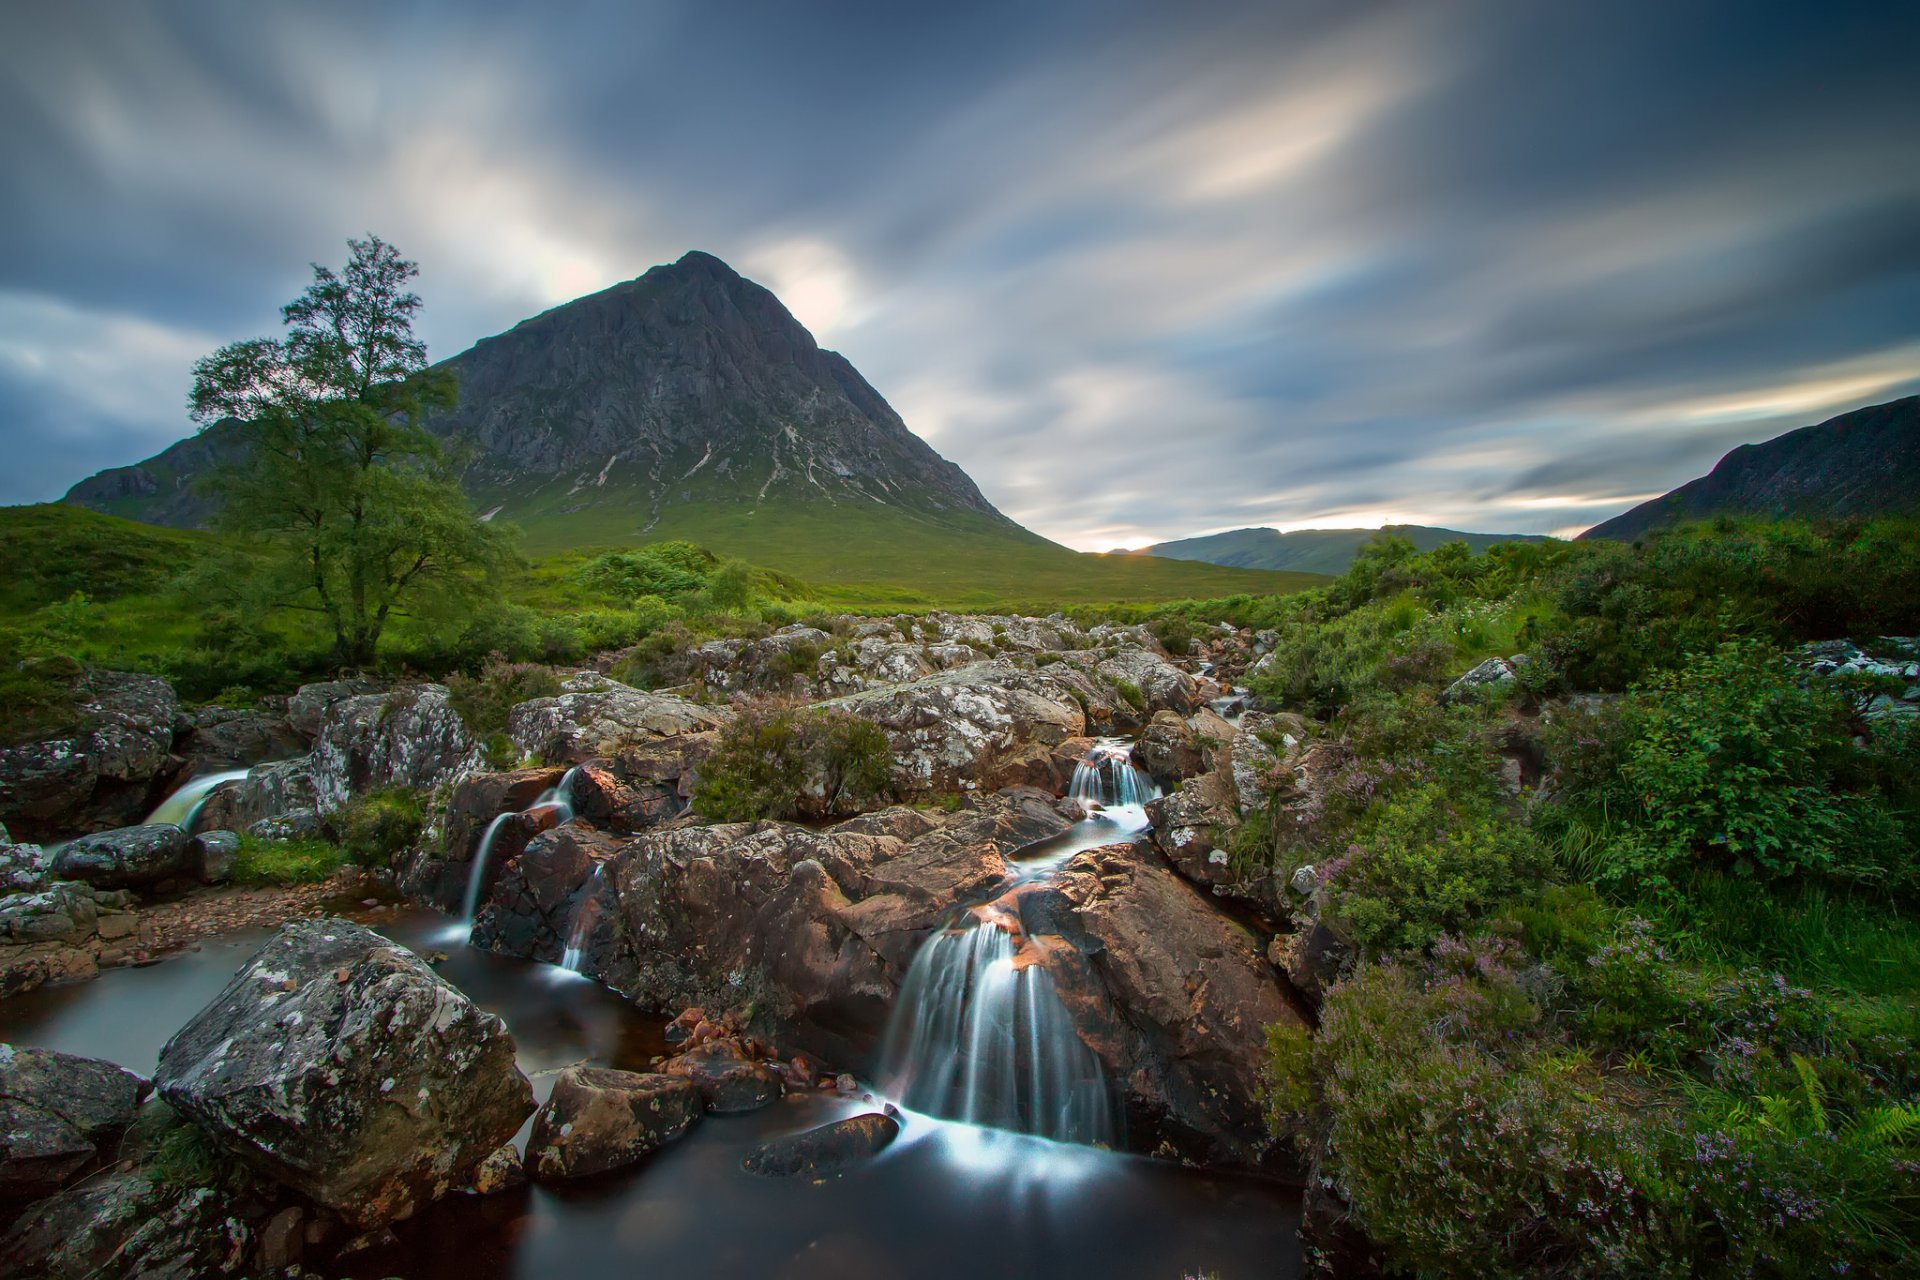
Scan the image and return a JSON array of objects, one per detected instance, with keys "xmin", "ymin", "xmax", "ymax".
[
  {"xmin": 460, "ymin": 767, "xmax": 580, "ymax": 932},
  {"xmin": 878, "ymin": 739, "xmax": 1161, "ymax": 1147},
  {"xmin": 559, "ymin": 862, "xmax": 606, "ymax": 972},
  {"xmin": 142, "ymin": 768, "xmax": 252, "ymax": 831}
]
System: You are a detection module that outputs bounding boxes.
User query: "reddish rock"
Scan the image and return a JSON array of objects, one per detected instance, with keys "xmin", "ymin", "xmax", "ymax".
[
  {"xmin": 526, "ymin": 1068, "xmax": 700, "ymax": 1182},
  {"xmin": 660, "ymin": 1043, "xmax": 783, "ymax": 1113}
]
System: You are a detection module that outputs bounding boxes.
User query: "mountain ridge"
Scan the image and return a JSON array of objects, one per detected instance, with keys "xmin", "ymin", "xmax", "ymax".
[
  {"xmin": 1131, "ymin": 524, "xmax": 1551, "ymax": 576},
  {"xmin": 1581, "ymin": 395, "xmax": 1920, "ymax": 540}
]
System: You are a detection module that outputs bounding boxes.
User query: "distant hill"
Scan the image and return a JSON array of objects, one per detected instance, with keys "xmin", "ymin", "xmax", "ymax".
[
  {"xmin": 58, "ymin": 251, "xmax": 1317, "ymax": 604},
  {"xmin": 1582, "ymin": 395, "xmax": 1920, "ymax": 541},
  {"xmin": 1133, "ymin": 524, "xmax": 1551, "ymax": 577}
]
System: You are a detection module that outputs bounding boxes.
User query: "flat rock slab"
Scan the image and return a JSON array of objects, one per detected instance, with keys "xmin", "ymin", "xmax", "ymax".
[
  {"xmin": 51, "ymin": 824, "xmax": 193, "ymax": 891},
  {"xmin": 0, "ymin": 1044, "xmax": 149, "ymax": 1202},
  {"xmin": 155, "ymin": 918, "xmax": 533, "ymax": 1229},
  {"xmin": 743, "ymin": 1112, "xmax": 900, "ymax": 1177},
  {"xmin": 527, "ymin": 1067, "xmax": 700, "ymax": 1182}
]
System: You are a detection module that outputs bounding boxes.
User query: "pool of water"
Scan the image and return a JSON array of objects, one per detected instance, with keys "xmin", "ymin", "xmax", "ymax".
[{"xmin": 0, "ymin": 906, "xmax": 1303, "ymax": 1279}]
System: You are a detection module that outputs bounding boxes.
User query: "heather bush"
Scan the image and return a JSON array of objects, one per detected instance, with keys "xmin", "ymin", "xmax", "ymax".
[
  {"xmin": 445, "ymin": 653, "xmax": 563, "ymax": 740},
  {"xmin": 328, "ymin": 786, "xmax": 426, "ymax": 869},
  {"xmin": 693, "ymin": 707, "xmax": 896, "ymax": 821}
]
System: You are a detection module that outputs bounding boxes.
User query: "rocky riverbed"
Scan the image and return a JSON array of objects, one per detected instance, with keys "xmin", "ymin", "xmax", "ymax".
[{"xmin": 0, "ymin": 611, "xmax": 1327, "ymax": 1277}]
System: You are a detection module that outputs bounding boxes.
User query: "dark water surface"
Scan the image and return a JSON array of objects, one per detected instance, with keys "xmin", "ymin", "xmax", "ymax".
[{"xmin": 0, "ymin": 906, "xmax": 1303, "ymax": 1280}]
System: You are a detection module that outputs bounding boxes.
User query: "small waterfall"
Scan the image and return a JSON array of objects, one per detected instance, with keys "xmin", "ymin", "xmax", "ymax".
[
  {"xmin": 462, "ymin": 767, "xmax": 581, "ymax": 929},
  {"xmin": 881, "ymin": 916, "xmax": 1116, "ymax": 1147},
  {"xmin": 560, "ymin": 863, "xmax": 605, "ymax": 972},
  {"xmin": 143, "ymin": 768, "xmax": 252, "ymax": 833},
  {"xmin": 1067, "ymin": 740, "xmax": 1155, "ymax": 811}
]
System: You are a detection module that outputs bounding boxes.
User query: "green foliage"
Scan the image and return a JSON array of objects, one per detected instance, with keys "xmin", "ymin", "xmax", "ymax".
[
  {"xmin": 230, "ymin": 835, "xmax": 346, "ymax": 886},
  {"xmin": 328, "ymin": 787, "xmax": 425, "ymax": 869},
  {"xmin": 1111, "ymin": 678, "xmax": 1145, "ymax": 713},
  {"xmin": 572, "ymin": 541, "xmax": 716, "ymax": 600},
  {"xmin": 190, "ymin": 235, "xmax": 513, "ymax": 668},
  {"xmin": 149, "ymin": 1117, "xmax": 249, "ymax": 1193},
  {"xmin": 693, "ymin": 707, "xmax": 896, "ymax": 821},
  {"xmin": 1147, "ymin": 614, "xmax": 1196, "ymax": 655},
  {"xmin": 445, "ymin": 654, "xmax": 562, "ymax": 739},
  {"xmin": 1325, "ymin": 783, "xmax": 1544, "ymax": 953}
]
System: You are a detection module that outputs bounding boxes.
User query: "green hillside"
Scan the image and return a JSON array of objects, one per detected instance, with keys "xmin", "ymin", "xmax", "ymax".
[{"xmin": 1137, "ymin": 523, "xmax": 1550, "ymax": 576}]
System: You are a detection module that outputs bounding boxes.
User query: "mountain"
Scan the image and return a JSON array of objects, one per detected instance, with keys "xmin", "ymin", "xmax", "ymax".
[
  {"xmin": 1582, "ymin": 395, "xmax": 1920, "ymax": 541},
  {"xmin": 60, "ymin": 251, "xmax": 1315, "ymax": 603},
  {"xmin": 1133, "ymin": 524, "xmax": 1551, "ymax": 577}
]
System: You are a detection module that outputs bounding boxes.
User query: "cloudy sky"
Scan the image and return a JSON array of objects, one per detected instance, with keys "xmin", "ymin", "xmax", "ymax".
[{"xmin": 4, "ymin": 1, "xmax": 1918, "ymax": 548}]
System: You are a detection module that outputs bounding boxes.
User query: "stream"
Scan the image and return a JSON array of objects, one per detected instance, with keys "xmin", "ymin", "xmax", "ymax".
[{"xmin": 0, "ymin": 742, "xmax": 1304, "ymax": 1279}]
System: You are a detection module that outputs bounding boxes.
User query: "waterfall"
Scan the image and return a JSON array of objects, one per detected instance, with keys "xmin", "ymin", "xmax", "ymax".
[
  {"xmin": 462, "ymin": 767, "xmax": 581, "ymax": 929},
  {"xmin": 880, "ymin": 917, "xmax": 1116, "ymax": 1147},
  {"xmin": 559, "ymin": 863, "xmax": 605, "ymax": 972},
  {"xmin": 143, "ymin": 768, "xmax": 253, "ymax": 833},
  {"xmin": 1066, "ymin": 740, "xmax": 1155, "ymax": 811}
]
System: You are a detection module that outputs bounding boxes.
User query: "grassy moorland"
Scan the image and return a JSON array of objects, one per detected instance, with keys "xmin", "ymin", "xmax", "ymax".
[
  {"xmin": 1216, "ymin": 519, "xmax": 1920, "ymax": 1276},
  {"xmin": 0, "ymin": 502, "xmax": 1319, "ymax": 739}
]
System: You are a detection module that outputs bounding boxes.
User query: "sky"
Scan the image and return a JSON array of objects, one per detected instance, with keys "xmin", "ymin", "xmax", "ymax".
[{"xmin": 3, "ymin": 0, "xmax": 1918, "ymax": 550}]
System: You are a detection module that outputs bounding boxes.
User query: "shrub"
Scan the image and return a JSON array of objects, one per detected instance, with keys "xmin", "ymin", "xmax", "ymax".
[
  {"xmin": 1149, "ymin": 615, "xmax": 1196, "ymax": 656},
  {"xmin": 446, "ymin": 653, "xmax": 563, "ymax": 739},
  {"xmin": 572, "ymin": 541, "xmax": 715, "ymax": 601},
  {"xmin": 231, "ymin": 836, "xmax": 345, "ymax": 886},
  {"xmin": 328, "ymin": 787, "xmax": 425, "ymax": 869},
  {"xmin": 1111, "ymin": 678, "xmax": 1145, "ymax": 713},
  {"xmin": 693, "ymin": 707, "xmax": 896, "ymax": 821},
  {"xmin": 1323, "ymin": 783, "xmax": 1543, "ymax": 954}
]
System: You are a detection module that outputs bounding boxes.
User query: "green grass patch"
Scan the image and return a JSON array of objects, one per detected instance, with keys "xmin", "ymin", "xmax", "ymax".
[{"xmin": 231, "ymin": 836, "xmax": 346, "ymax": 886}]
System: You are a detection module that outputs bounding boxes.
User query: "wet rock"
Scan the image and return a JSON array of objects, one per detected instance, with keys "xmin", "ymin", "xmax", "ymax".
[
  {"xmin": 155, "ymin": 918, "xmax": 533, "ymax": 1229},
  {"xmin": 467, "ymin": 1141, "xmax": 525, "ymax": 1194},
  {"xmin": 0, "ymin": 1171, "xmax": 252, "ymax": 1280},
  {"xmin": 396, "ymin": 765, "xmax": 567, "ymax": 913},
  {"xmin": 526, "ymin": 1067, "xmax": 700, "ymax": 1181},
  {"xmin": 506, "ymin": 684, "xmax": 730, "ymax": 764},
  {"xmin": 0, "ymin": 670, "xmax": 181, "ymax": 842},
  {"xmin": 660, "ymin": 1043, "xmax": 784, "ymax": 1112},
  {"xmin": 1133, "ymin": 711, "xmax": 1206, "ymax": 789},
  {"xmin": 1042, "ymin": 841, "xmax": 1307, "ymax": 1169},
  {"xmin": 742, "ymin": 1111, "xmax": 900, "ymax": 1177},
  {"xmin": 0, "ymin": 1044, "xmax": 149, "ymax": 1201},
  {"xmin": 51, "ymin": 824, "xmax": 194, "ymax": 891},
  {"xmin": 188, "ymin": 829, "xmax": 241, "ymax": 884},
  {"xmin": 195, "ymin": 757, "xmax": 320, "ymax": 834},
  {"xmin": 469, "ymin": 821, "xmax": 624, "ymax": 963},
  {"xmin": 994, "ymin": 735, "xmax": 1099, "ymax": 795},
  {"xmin": 257, "ymin": 1205, "xmax": 305, "ymax": 1272}
]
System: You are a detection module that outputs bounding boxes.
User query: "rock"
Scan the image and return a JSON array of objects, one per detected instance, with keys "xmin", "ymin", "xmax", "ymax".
[
  {"xmin": 188, "ymin": 830, "xmax": 241, "ymax": 884},
  {"xmin": 742, "ymin": 1112, "xmax": 900, "ymax": 1177},
  {"xmin": 177, "ymin": 706, "xmax": 304, "ymax": 774},
  {"xmin": 195, "ymin": 758, "xmax": 321, "ymax": 834},
  {"xmin": 1146, "ymin": 770, "xmax": 1240, "ymax": 887},
  {"xmin": 506, "ymin": 684, "xmax": 730, "ymax": 764},
  {"xmin": 467, "ymin": 1142, "xmax": 525, "ymax": 1195},
  {"xmin": 0, "ymin": 838, "xmax": 53, "ymax": 893},
  {"xmin": 400, "ymin": 765, "xmax": 569, "ymax": 911},
  {"xmin": 285, "ymin": 679, "xmax": 378, "ymax": 739},
  {"xmin": 246, "ymin": 810, "xmax": 322, "ymax": 840},
  {"xmin": 51, "ymin": 824, "xmax": 193, "ymax": 891},
  {"xmin": 257, "ymin": 1205, "xmax": 305, "ymax": 1272},
  {"xmin": 155, "ymin": 919, "xmax": 533, "ymax": 1229},
  {"xmin": 306, "ymin": 683, "xmax": 481, "ymax": 813},
  {"xmin": 0, "ymin": 1045, "xmax": 149, "ymax": 1201},
  {"xmin": 0, "ymin": 670, "xmax": 181, "ymax": 843},
  {"xmin": 526, "ymin": 1067, "xmax": 700, "ymax": 1182},
  {"xmin": 1039, "ymin": 841, "xmax": 1307, "ymax": 1169},
  {"xmin": 1441, "ymin": 656, "xmax": 1516, "ymax": 704},
  {"xmin": 0, "ymin": 1171, "xmax": 252, "ymax": 1280},
  {"xmin": 1270, "ymin": 921, "xmax": 1352, "ymax": 1010},
  {"xmin": 469, "ymin": 821, "xmax": 624, "ymax": 963},
  {"xmin": 1133, "ymin": 711, "xmax": 1205, "ymax": 788},
  {"xmin": 1095, "ymin": 646, "xmax": 1201, "ymax": 719},
  {"xmin": 660, "ymin": 1043, "xmax": 783, "ymax": 1112},
  {"xmin": 815, "ymin": 660, "xmax": 1090, "ymax": 792},
  {"xmin": 0, "ymin": 883, "xmax": 102, "ymax": 945}
]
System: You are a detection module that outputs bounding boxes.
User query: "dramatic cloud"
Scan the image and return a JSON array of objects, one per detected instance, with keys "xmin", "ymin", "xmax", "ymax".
[{"xmin": 4, "ymin": 0, "xmax": 1917, "ymax": 546}]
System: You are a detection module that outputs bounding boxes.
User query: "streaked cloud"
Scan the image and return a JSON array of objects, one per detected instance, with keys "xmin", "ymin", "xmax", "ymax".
[{"xmin": 2, "ymin": 0, "xmax": 1916, "ymax": 549}]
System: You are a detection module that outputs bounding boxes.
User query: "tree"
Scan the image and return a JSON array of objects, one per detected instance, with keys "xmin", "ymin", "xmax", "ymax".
[{"xmin": 189, "ymin": 235, "xmax": 509, "ymax": 668}]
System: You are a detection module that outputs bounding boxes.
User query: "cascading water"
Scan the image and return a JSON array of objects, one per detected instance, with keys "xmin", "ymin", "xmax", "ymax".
[
  {"xmin": 142, "ymin": 768, "xmax": 253, "ymax": 832},
  {"xmin": 461, "ymin": 767, "xmax": 580, "ymax": 932},
  {"xmin": 878, "ymin": 738, "xmax": 1160, "ymax": 1148},
  {"xmin": 880, "ymin": 915, "xmax": 1116, "ymax": 1146},
  {"xmin": 559, "ymin": 863, "xmax": 605, "ymax": 973}
]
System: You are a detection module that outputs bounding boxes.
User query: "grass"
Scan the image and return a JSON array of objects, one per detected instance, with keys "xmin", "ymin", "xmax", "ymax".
[
  {"xmin": 231, "ymin": 836, "xmax": 346, "ymax": 886},
  {"xmin": 1657, "ymin": 872, "xmax": 1920, "ymax": 1000},
  {"xmin": 0, "ymin": 504, "xmax": 215, "ymax": 613}
]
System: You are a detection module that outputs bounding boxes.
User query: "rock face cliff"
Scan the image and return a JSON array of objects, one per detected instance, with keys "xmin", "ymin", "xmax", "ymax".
[
  {"xmin": 1583, "ymin": 394, "xmax": 1920, "ymax": 540},
  {"xmin": 63, "ymin": 251, "xmax": 1010, "ymax": 537}
]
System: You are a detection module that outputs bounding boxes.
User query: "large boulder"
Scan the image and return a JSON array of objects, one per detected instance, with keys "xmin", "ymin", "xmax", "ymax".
[
  {"xmin": 398, "ymin": 766, "xmax": 568, "ymax": 912},
  {"xmin": 155, "ymin": 919, "xmax": 533, "ymax": 1228},
  {"xmin": 815, "ymin": 660, "xmax": 1090, "ymax": 792},
  {"xmin": 0, "ymin": 1171, "xmax": 252, "ymax": 1280},
  {"xmin": 175, "ymin": 706, "xmax": 304, "ymax": 775},
  {"xmin": 469, "ymin": 821, "xmax": 625, "ymax": 963},
  {"xmin": 525, "ymin": 1067, "xmax": 700, "ymax": 1182},
  {"xmin": 506, "ymin": 684, "xmax": 730, "ymax": 763},
  {"xmin": 659, "ymin": 1042, "xmax": 783, "ymax": 1113},
  {"xmin": 0, "ymin": 1045, "xmax": 149, "ymax": 1201},
  {"xmin": 1019, "ymin": 841, "xmax": 1306, "ymax": 1169},
  {"xmin": 0, "ymin": 670, "xmax": 182, "ymax": 842},
  {"xmin": 307, "ymin": 683, "xmax": 481, "ymax": 812},
  {"xmin": 51, "ymin": 824, "xmax": 194, "ymax": 891}
]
